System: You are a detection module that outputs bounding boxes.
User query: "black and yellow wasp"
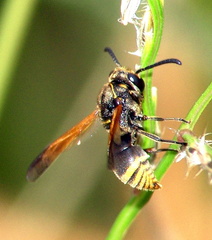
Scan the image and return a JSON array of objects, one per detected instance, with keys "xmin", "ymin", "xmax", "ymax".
[{"xmin": 27, "ymin": 48, "xmax": 188, "ymax": 191}]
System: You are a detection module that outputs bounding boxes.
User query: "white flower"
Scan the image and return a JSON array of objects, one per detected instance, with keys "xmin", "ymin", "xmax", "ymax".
[{"xmin": 175, "ymin": 129, "xmax": 212, "ymax": 185}]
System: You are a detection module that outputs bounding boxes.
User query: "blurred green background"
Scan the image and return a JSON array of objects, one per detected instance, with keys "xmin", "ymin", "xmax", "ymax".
[{"xmin": 0, "ymin": 0, "xmax": 211, "ymax": 239}]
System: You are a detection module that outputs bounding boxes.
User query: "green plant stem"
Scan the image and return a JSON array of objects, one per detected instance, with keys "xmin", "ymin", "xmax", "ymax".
[
  {"xmin": 141, "ymin": 0, "xmax": 164, "ymax": 66},
  {"xmin": 0, "ymin": 0, "xmax": 38, "ymax": 118},
  {"xmin": 155, "ymin": 81, "xmax": 212, "ymax": 180},
  {"xmin": 182, "ymin": 81, "xmax": 212, "ymax": 131},
  {"xmin": 141, "ymin": 0, "xmax": 164, "ymax": 148},
  {"xmin": 106, "ymin": 192, "xmax": 153, "ymax": 240},
  {"xmin": 106, "ymin": 1, "xmax": 164, "ymax": 239}
]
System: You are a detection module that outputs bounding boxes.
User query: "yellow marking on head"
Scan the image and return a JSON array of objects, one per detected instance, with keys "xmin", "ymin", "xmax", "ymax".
[
  {"xmin": 118, "ymin": 83, "xmax": 128, "ymax": 89},
  {"xmin": 109, "ymin": 83, "xmax": 117, "ymax": 98}
]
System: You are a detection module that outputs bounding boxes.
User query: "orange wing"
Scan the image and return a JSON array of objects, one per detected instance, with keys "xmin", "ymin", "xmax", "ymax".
[
  {"xmin": 107, "ymin": 105, "xmax": 161, "ymax": 190},
  {"xmin": 27, "ymin": 110, "xmax": 98, "ymax": 182},
  {"xmin": 108, "ymin": 104, "xmax": 123, "ymax": 170}
]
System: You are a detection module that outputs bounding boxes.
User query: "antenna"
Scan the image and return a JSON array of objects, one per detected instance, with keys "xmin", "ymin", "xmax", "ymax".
[
  {"xmin": 136, "ymin": 59, "xmax": 182, "ymax": 74},
  {"xmin": 104, "ymin": 47, "xmax": 121, "ymax": 67}
]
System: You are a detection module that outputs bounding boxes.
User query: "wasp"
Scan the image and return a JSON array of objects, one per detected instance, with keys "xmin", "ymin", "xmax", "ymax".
[{"xmin": 27, "ymin": 47, "xmax": 188, "ymax": 191}]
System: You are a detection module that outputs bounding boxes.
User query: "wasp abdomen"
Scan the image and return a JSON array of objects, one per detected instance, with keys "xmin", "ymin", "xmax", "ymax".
[{"xmin": 109, "ymin": 134, "xmax": 161, "ymax": 191}]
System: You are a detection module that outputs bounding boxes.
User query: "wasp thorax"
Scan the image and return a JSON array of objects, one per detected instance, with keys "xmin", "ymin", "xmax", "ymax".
[{"xmin": 97, "ymin": 66, "xmax": 144, "ymax": 131}]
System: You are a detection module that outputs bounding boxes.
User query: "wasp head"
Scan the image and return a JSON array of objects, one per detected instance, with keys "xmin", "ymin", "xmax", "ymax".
[{"xmin": 108, "ymin": 67, "xmax": 145, "ymax": 93}]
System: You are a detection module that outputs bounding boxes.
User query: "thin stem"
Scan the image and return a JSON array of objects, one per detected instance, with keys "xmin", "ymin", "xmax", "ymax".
[
  {"xmin": 0, "ymin": 0, "xmax": 38, "ymax": 119},
  {"xmin": 106, "ymin": 192, "xmax": 153, "ymax": 240},
  {"xmin": 106, "ymin": 1, "xmax": 164, "ymax": 239},
  {"xmin": 155, "ymin": 81, "xmax": 212, "ymax": 180},
  {"xmin": 141, "ymin": 0, "xmax": 164, "ymax": 148}
]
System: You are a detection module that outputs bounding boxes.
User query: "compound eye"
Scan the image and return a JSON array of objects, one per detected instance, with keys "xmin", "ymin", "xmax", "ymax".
[{"xmin": 127, "ymin": 73, "xmax": 145, "ymax": 92}]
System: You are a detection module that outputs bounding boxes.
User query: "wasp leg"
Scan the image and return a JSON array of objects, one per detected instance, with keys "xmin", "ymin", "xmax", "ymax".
[
  {"xmin": 145, "ymin": 148, "xmax": 178, "ymax": 154},
  {"xmin": 135, "ymin": 127, "xmax": 187, "ymax": 146},
  {"xmin": 141, "ymin": 115, "xmax": 190, "ymax": 124}
]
